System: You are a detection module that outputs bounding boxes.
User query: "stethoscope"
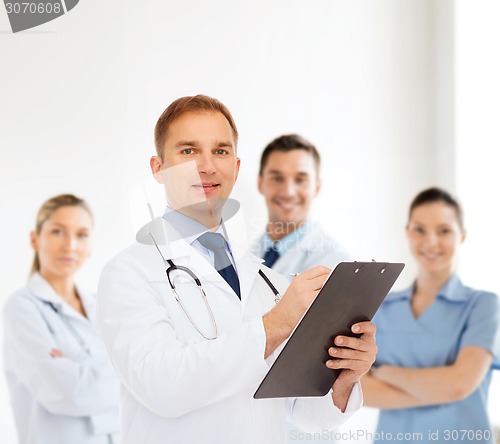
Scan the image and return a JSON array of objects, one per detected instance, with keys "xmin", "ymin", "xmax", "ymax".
[
  {"xmin": 45, "ymin": 302, "xmax": 91, "ymax": 355},
  {"xmin": 150, "ymin": 234, "xmax": 281, "ymax": 340}
]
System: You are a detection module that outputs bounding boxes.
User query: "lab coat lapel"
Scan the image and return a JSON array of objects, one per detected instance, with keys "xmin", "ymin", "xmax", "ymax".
[
  {"xmin": 233, "ymin": 246, "xmax": 264, "ymax": 311},
  {"xmin": 27, "ymin": 273, "xmax": 64, "ymax": 306},
  {"xmin": 78, "ymin": 289, "xmax": 97, "ymax": 324},
  {"xmin": 27, "ymin": 273, "xmax": 87, "ymax": 321},
  {"xmin": 222, "ymin": 220, "xmax": 265, "ymax": 309}
]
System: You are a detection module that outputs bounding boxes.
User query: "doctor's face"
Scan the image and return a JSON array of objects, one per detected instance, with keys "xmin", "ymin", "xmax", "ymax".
[
  {"xmin": 150, "ymin": 111, "xmax": 240, "ymax": 224},
  {"xmin": 258, "ymin": 149, "xmax": 320, "ymax": 230},
  {"xmin": 31, "ymin": 206, "xmax": 92, "ymax": 280},
  {"xmin": 406, "ymin": 201, "xmax": 465, "ymax": 276}
]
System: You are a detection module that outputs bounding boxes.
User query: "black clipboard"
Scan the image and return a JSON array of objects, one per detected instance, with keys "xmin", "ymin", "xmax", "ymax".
[{"xmin": 254, "ymin": 261, "xmax": 404, "ymax": 399}]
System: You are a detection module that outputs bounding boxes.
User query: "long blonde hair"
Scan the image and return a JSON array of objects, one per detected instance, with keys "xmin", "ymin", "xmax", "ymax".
[{"xmin": 31, "ymin": 194, "xmax": 93, "ymax": 275}]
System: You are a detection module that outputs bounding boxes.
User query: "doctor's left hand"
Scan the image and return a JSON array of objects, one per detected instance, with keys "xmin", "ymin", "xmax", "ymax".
[{"xmin": 326, "ymin": 321, "xmax": 377, "ymax": 410}]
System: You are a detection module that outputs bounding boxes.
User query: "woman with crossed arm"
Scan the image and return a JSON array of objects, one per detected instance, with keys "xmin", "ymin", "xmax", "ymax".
[
  {"xmin": 362, "ymin": 187, "xmax": 499, "ymax": 444},
  {"xmin": 3, "ymin": 194, "xmax": 120, "ymax": 444}
]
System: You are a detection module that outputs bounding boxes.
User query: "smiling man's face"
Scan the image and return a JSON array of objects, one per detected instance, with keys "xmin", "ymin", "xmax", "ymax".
[
  {"xmin": 150, "ymin": 110, "xmax": 240, "ymax": 227},
  {"xmin": 258, "ymin": 149, "xmax": 320, "ymax": 234}
]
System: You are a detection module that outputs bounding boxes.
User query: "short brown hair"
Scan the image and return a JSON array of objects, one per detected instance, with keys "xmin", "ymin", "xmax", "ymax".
[
  {"xmin": 154, "ymin": 95, "xmax": 239, "ymax": 158},
  {"xmin": 31, "ymin": 194, "xmax": 93, "ymax": 275},
  {"xmin": 259, "ymin": 134, "xmax": 321, "ymax": 176}
]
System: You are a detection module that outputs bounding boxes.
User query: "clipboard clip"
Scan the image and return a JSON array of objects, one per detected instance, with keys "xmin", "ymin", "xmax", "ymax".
[{"xmin": 354, "ymin": 260, "xmax": 386, "ymax": 274}]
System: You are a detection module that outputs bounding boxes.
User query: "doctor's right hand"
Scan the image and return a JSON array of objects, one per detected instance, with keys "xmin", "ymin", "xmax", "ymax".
[
  {"xmin": 50, "ymin": 348, "xmax": 64, "ymax": 358},
  {"xmin": 262, "ymin": 266, "xmax": 331, "ymax": 358}
]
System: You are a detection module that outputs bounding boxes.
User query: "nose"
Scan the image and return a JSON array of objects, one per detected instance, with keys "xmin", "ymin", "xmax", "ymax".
[
  {"xmin": 197, "ymin": 153, "xmax": 216, "ymax": 176},
  {"xmin": 282, "ymin": 179, "xmax": 297, "ymax": 197},
  {"xmin": 62, "ymin": 233, "xmax": 77, "ymax": 251},
  {"xmin": 423, "ymin": 231, "xmax": 439, "ymax": 247}
]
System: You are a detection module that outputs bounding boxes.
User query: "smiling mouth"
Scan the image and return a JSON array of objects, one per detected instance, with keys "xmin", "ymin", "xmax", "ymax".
[
  {"xmin": 192, "ymin": 184, "xmax": 222, "ymax": 196},
  {"xmin": 420, "ymin": 252, "xmax": 441, "ymax": 261},
  {"xmin": 274, "ymin": 200, "xmax": 301, "ymax": 210},
  {"xmin": 193, "ymin": 184, "xmax": 221, "ymax": 190}
]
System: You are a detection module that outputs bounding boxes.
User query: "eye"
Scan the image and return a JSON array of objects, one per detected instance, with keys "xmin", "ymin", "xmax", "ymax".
[
  {"xmin": 439, "ymin": 228, "xmax": 451, "ymax": 235},
  {"xmin": 77, "ymin": 232, "xmax": 89, "ymax": 239},
  {"xmin": 270, "ymin": 176, "xmax": 283, "ymax": 183},
  {"xmin": 214, "ymin": 149, "xmax": 229, "ymax": 155},
  {"xmin": 413, "ymin": 227, "xmax": 425, "ymax": 234},
  {"xmin": 181, "ymin": 148, "xmax": 194, "ymax": 155},
  {"xmin": 51, "ymin": 229, "xmax": 63, "ymax": 236},
  {"xmin": 295, "ymin": 177, "xmax": 308, "ymax": 185}
]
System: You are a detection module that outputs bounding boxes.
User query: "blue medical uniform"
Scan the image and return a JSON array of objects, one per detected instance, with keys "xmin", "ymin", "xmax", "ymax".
[{"xmin": 373, "ymin": 275, "xmax": 499, "ymax": 444}]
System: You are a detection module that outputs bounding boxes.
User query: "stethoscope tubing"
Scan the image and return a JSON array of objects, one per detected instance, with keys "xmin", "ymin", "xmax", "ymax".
[{"xmin": 150, "ymin": 232, "xmax": 281, "ymax": 340}]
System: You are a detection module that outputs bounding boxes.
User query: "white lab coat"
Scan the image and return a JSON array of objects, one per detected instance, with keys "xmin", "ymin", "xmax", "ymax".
[
  {"xmin": 251, "ymin": 222, "xmax": 351, "ymax": 281},
  {"xmin": 2, "ymin": 273, "xmax": 120, "ymax": 444},
  {"xmin": 97, "ymin": 217, "xmax": 361, "ymax": 444}
]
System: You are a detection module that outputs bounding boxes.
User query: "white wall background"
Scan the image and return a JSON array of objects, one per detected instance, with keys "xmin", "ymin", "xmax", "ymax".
[{"xmin": 0, "ymin": 0, "xmax": 498, "ymax": 442}]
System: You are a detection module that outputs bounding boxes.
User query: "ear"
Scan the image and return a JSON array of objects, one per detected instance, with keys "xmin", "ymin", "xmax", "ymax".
[
  {"xmin": 405, "ymin": 224, "xmax": 411, "ymax": 239},
  {"xmin": 234, "ymin": 157, "xmax": 241, "ymax": 183},
  {"xmin": 315, "ymin": 178, "xmax": 322, "ymax": 196},
  {"xmin": 460, "ymin": 229, "xmax": 467, "ymax": 244},
  {"xmin": 150, "ymin": 156, "xmax": 165, "ymax": 184},
  {"xmin": 257, "ymin": 174, "xmax": 264, "ymax": 195},
  {"xmin": 30, "ymin": 231, "xmax": 39, "ymax": 251}
]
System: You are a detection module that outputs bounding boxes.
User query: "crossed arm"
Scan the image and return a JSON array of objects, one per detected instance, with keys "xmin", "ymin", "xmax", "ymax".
[{"xmin": 361, "ymin": 346, "xmax": 493, "ymax": 410}]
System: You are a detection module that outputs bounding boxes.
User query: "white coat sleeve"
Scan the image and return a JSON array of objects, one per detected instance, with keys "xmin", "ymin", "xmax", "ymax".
[
  {"xmin": 3, "ymin": 294, "xmax": 119, "ymax": 417},
  {"xmin": 286, "ymin": 383, "xmax": 362, "ymax": 432},
  {"xmin": 97, "ymin": 252, "xmax": 270, "ymax": 418}
]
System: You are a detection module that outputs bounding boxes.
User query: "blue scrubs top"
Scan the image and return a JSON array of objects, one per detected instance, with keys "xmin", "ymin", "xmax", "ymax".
[{"xmin": 373, "ymin": 274, "xmax": 499, "ymax": 444}]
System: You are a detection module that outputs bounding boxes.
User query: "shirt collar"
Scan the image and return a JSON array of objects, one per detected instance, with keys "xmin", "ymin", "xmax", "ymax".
[
  {"xmin": 162, "ymin": 206, "xmax": 228, "ymax": 247},
  {"xmin": 262, "ymin": 222, "xmax": 310, "ymax": 255},
  {"xmin": 386, "ymin": 274, "xmax": 467, "ymax": 303},
  {"xmin": 385, "ymin": 285, "xmax": 412, "ymax": 302},
  {"xmin": 436, "ymin": 274, "xmax": 468, "ymax": 302}
]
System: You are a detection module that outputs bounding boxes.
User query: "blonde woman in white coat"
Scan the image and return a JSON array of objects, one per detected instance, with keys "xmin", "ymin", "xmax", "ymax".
[{"xmin": 3, "ymin": 194, "xmax": 120, "ymax": 444}]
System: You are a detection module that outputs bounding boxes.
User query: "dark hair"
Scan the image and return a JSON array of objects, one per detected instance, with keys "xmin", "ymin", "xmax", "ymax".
[
  {"xmin": 154, "ymin": 95, "xmax": 238, "ymax": 158},
  {"xmin": 31, "ymin": 194, "xmax": 93, "ymax": 275},
  {"xmin": 258, "ymin": 134, "xmax": 321, "ymax": 176},
  {"xmin": 408, "ymin": 187, "xmax": 464, "ymax": 232}
]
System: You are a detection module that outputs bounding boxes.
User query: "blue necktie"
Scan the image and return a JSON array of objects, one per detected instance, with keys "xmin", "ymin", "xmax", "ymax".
[
  {"xmin": 263, "ymin": 245, "xmax": 280, "ymax": 268},
  {"xmin": 197, "ymin": 232, "xmax": 241, "ymax": 299}
]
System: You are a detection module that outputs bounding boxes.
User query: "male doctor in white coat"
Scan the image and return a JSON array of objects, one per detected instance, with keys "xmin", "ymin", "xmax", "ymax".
[
  {"xmin": 252, "ymin": 134, "xmax": 350, "ymax": 280},
  {"xmin": 97, "ymin": 95, "xmax": 377, "ymax": 444}
]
